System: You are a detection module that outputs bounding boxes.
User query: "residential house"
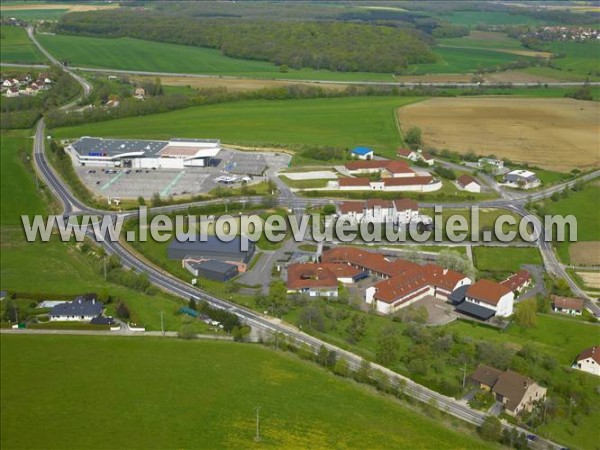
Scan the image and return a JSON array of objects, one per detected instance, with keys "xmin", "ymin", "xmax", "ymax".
[
  {"xmin": 456, "ymin": 174, "xmax": 481, "ymax": 193},
  {"xmin": 134, "ymin": 87, "xmax": 146, "ymax": 99},
  {"xmin": 49, "ymin": 296, "xmax": 103, "ymax": 322},
  {"xmin": 478, "ymin": 158, "xmax": 504, "ymax": 174},
  {"xmin": 351, "ymin": 147, "xmax": 374, "ymax": 160},
  {"xmin": 470, "ymin": 364, "xmax": 547, "ymax": 416},
  {"xmin": 460, "ymin": 279, "xmax": 514, "ymax": 318},
  {"xmin": 573, "ymin": 346, "xmax": 600, "ymax": 376},
  {"xmin": 552, "ymin": 295, "xmax": 584, "ymax": 315},
  {"xmin": 501, "ymin": 270, "xmax": 531, "ymax": 295},
  {"xmin": 397, "ymin": 148, "xmax": 433, "ymax": 165},
  {"xmin": 505, "ymin": 170, "xmax": 541, "ymax": 189},
  {"xmin": 5, "ymin": 87, "xmax": 19, "ymax": 97},
  {"xmin": 336, "ymin": 198, "xmax": 422, "ymax": 226},
  {"xmin": 2, "ymin": 79, "xmax": 14, "ymax": 88},
  {"xmin": 286, "ymin": 262, "xmax": 367, "ymax": 297}
]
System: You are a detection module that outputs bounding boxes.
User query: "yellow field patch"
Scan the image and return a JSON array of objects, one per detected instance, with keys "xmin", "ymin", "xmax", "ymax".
[
  {"xmin": 398, "ymin": 97, "xmax": 600, "ymax": 171},
  {"xmin": 576, "ymin": 271, "xmax": 600, "ymax": 289},
  {"xmin": 570, "ymin": 241, "xmax": 600, "ymax": 266}
]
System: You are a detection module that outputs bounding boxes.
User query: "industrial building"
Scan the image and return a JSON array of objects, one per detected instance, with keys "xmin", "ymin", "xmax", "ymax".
[
  {"xmin": 168, "ymin": 235, "xmax": 255, "ymax": 273},
  {"xmin": 67, "ymin": 136, "xmax": 221, "ymax": 169},
  {"xmin": 184, "ymin": 259, "xmax": 239, "ymax": 282}
]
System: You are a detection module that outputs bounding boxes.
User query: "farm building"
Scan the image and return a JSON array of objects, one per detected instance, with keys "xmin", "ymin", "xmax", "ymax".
[
  {"xmin": 49, "ymin": 297, "xmax": 103, "ymax": 322},
  {"xmin": 67, "ymin": 137, "xmax": 221, "ymax": 169},
  {"xmin": 573, "ymin": 346, "xmax": 600, "ymax": 377},
  {"xmin": 460, "ymin": 279, "xmax": 514, "ymax": 318},
  {"xmin": 504, "ymin": 170, "xmax": 541, "ymax": 189},
  {"xmin": 351, "ymin": 147, "xmax": 374, "ymax": 160},
  {"xmin": 184, "ymin": 259, "xmax": 239, "ymax": 282},
  {"xmin": 456, "ymin": 174, "xmax": 481, "ymax": 193},
  {"xmin": 333, "ymin": 176, "xmax": 441, "ymax": 193},
  {"xmin": 169, "ymin": 235, "xmax": 255, "ymax": 271},
  {"xmin": 501, "ymin": 270, "xmax": 531, "ymax": 294}
]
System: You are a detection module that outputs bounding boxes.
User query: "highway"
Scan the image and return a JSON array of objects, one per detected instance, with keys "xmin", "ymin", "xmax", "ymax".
[{"xmin": 22, "ymin": 25, "xmax": 591, "ymax": 447}]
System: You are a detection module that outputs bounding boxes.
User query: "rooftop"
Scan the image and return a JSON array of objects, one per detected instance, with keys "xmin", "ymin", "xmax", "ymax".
[
  {"xmin": 351, "ymin": 146, "xmax": 374, "ymax": 155},
  {"xmin": 466, "ymin": 279, "xmax": 512, "ymax": 306}
]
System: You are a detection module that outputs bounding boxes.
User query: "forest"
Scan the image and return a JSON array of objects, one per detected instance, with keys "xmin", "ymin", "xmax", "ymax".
[{"xmin": 53, "ymin": 11, "xmax": 436, "ymax": 73}]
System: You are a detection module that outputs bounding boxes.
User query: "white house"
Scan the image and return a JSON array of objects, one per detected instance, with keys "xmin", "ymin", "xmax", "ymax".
[
  {"xmin": 456, "ymin": 174, "xmax": 481, "ymax": 193},
  {"xmin": 5, "ymin": 87, "xmax": 19, "ymax": 97},
  {"xmin": 286, "ymin": 262, "xmax": 366, "ymax": 297},
  {"xmin": 464, "ymin": 279, "xmax": 514, "ymax": 318},
  {"xmin": 351, "ymin": 147, "xmax": 374, "ymax": 160},
  {"xmin": 397, "ymin": 148, "xmax": 434, "ymax": 165},
  {"xmin": 2, "ymin": 79, "xmax": 14, "ymax": 87},
  {"xmin": 49, "ymin": 297, "xmax": 103, "ymax": 322},
  {"xmin": 573, "ymin": 346, "xmax": 600, "ymax": 377},
  {"xmin": 478, "ymin": 158, "xmax": 504, "ymax": 174},
  {"xmin": 552, "ymin": 295, "xmax": 584, "ymax": 316},
  {"xmin": 337, "ymin": 198, "xmax": 421, "ymax": 226},
  {"xmin": 504, "ymin": 170, "xmax": 541, "ymax": 190}
]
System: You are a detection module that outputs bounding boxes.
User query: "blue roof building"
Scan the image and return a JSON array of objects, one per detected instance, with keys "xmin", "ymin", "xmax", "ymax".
[{"xmin": 351, "ymin": 147, "xmax": 374, "ymax": 160}]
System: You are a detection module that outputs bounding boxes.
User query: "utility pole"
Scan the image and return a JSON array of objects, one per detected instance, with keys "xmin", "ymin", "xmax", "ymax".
[
  {"xmin": 461, "ymin": 363, "xmax": 467, "ymax": 390},
  {"xmin": 160, "ymin": 310, "xmax": 165, "ymax": 337},
  {"xmin": 254, "ymin": 405, "xmax": 262, "ymax": 442},
  {"xmin": 103, "ymin": 257, "xmax": 107, "ymax": 280}
]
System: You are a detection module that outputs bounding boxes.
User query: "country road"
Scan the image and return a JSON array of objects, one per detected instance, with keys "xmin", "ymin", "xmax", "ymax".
[{"xmin": 19, "ymin": 24, "xmax": 595, "ymax": 449}]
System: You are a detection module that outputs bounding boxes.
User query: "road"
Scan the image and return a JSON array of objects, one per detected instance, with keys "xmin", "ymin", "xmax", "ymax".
[{"xmin": 22, "ymin": 26, "xmax": 589, "ymax": 447}]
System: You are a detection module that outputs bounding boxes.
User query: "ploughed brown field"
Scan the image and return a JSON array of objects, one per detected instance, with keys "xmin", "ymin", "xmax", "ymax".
[
  {"xmin": 570, "ymin": 241, "xmax": 600, "ymax": 267},
  {"xmin": 398, "ymin": 97, "xmax": 600, "ymax": 171}
]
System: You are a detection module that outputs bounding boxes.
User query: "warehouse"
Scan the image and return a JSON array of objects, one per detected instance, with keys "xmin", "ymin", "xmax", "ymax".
[
  {"xmin": 67, "ymin": 136, "xmax": 221, "ymax": 169},
  {"xmin": 168, "ymin": 235, "xmax": 255, "ymax": 271},
  {"xmin": 184, "ymin": 259, "xmax": 239, "ymax": 282}
]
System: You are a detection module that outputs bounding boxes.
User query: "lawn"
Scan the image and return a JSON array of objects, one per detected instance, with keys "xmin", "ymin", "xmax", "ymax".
[
  {"xmin": 0, "ymin": 334, "xmax": 488, "ymax": 450},
  {"xmin": 36, "ymin": 34, "xmax": 394, "ymax": 82},
  {"xmin": 0, "ymin": 25, "xmax": 45, "ymax": 64},
  {"xmin": 52, "ymin": 96, "xmax": 420, "ymax": 157},
  {"xmin": 0, "ymin": 130, "xmax": 48, "ymax": 226},
  {"xmin": 402, "ymin": 45, "xmax": 529, "ymax": 75},
  {"xmin": 472, "ymin": 246, "xmax": 542, "ymax": 275}
]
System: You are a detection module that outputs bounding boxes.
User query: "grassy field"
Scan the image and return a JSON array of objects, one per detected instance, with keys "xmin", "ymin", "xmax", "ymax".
[
  {"xmin": 403, "ymin": 45, "xmax": 530, "ymax": 75},
  {"xmin": 544, "ymin": 42, "xmax": 600, "ymax": 77},
  {"xmin": 399, "ymin": 97, "xmax": 600, "ymax": 171},
  {"xmin": 36, "ymin": 34, "xmax": 394, "ymax": 81},
  {"xmin": 0, "ymin": 131, "xmax": 48, "ymax": 226},
  {"xmin": 537, "ymin": 183, "xmax": 600, "ymax": 264},
  {"xmin": 472, "ymin": 246, "xmax": 542, "ymax": 275},
  {"xmin": 0, "ymin": 8, "xmax": 68, "ymax": 20},
  {"xmin": 0, "ymin": 25, "xmax": 45, "ymax": 64},
  {"xmin": 53, "ymin": 96, "xmax": 419, "ymax": 157},
  {"xmin": 0, "ymin": 334, "xmax": 488, "ymax": 450},
  {"xmin": 434, "ymin": 10, "xmax": 546, "ymax": 27}
]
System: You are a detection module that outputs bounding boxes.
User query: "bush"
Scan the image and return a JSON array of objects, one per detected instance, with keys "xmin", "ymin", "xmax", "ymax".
[{"xmin": 177, "ymin": 324, "xmax": 196, "ymax": 339}]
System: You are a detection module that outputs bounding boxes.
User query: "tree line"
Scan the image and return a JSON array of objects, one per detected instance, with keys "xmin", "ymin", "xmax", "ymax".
[{"xmin": 53, "ymin": 11, "xmax": 436, "ymax": 73}]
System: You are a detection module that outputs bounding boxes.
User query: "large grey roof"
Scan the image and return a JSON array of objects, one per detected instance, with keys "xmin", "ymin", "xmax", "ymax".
[
  {"xmin": 50, "ymin": 299, "xmax": 103, "ymax": 317},
  {"xmin": 195, "ymin": 259, "xmax": 238, "ymax": 274},
  {"xmin": 71, "ymin": 137, "xmax": 167, "ymax": 157},
  {"xmin": 455, "ymin": 301, "xmax": 495, "ymax": 320},
  {"xmin": 169, "ymin": 235, "xmax": 252, "ymax": 256}
]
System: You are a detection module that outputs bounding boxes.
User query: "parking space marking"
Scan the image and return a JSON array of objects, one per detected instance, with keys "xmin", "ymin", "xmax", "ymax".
[
  {"xmin": 160, "ymin": 170, "xmax": 186, "ymax": 197},
  {"xmin": 100, "ymin": 171, "xmax": 125, "ymax": 191}
]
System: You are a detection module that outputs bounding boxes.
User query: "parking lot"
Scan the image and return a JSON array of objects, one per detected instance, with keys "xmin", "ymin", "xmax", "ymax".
[{"xmin": 75, "ymin": 148, "xmax": 290, "ymax": 199}]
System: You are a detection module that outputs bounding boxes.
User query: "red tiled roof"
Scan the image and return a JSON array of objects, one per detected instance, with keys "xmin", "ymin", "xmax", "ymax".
[
  {"xmin": 466, "ymin": 279, "xmax": 512, "ymax": 306},
  {"xmin": 551, "ymin": 295, "xmax": 584, "ymax": 311},
  {"xmin": 421, "ymin": 152, "xmax": 433, "ymax": 161},
  {"xmin": 321, "ymin": 247, "xmax": 417, "ymax": 278},
  {"xmin": 577, "ymin": 346, "xmax": 600, "ymax": 365},
  {"xmin": 339, "ymin": 201, "xmax": 364, "ymax": 214},
  {"xmin": 397, "ymin": 148, "xmax": 412, "ymax": 157},
  {"xmin": 372, "ymin": 269, "xmax": 429, "ymax": 303},
  {"xmin": 501, "ymin": 270, "xmax": 531, "ymax": 291},
  {"xmin": 384, "ymin": 176, "xmax": 433, "ymax": 187},
  {"xmin": 385, "ymin": 160, "xmax": 414, "ymax": 174},
  {"xmin": 345, "ymin": 160, "xmax": 389, "ymax": 171},
  {"xmin": 457, "ymin": 174, "xmax": 479, "ymax": 188},
  {"xmin": 365, "ymin": 199, "xmax": 393, "ymax": 209},
  {"xmin": 393, "ymin": 198, "xmax": 419, "ymax": 210},
  {"xmin": 338, "ymin": 177, "xmax": 371, "ymax": 187},
  {"xmin": 286, "ymin": 263, "xmax": 337, "ymax": 290}
]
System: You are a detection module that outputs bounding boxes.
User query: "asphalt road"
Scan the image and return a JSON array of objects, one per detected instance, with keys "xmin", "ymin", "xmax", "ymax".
[{"xmin": 22, "ymin": 26, "xmax": 591, "ymax": 447}]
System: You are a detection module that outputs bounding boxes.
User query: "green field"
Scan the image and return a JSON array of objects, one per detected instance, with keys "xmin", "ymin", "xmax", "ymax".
[
  {"xmin": 0, "ymin": 8, "xmax": 68, "ymax": 21},
  {"xmin": 0, "ymin": 25, "xmax": 45, "ymax": 63},
  {"xmin": 0, "ymin": 334, "xmax": 487, "ymax": 449},
  {"xmin": 438, "ymin": 32, "xmax": 525, "ymax": 51},
  {"xmin": 36, "ymin": 34, "xmax": 394, "ymax": 81},
  {"xmin": 0, "ymin": 131, "xmax": 48, "ymax": 226},
  {"xmin": 53, "ymin": 96, "xmax": 419, "ymax": 157},
  {"xmin": 404, "ymin": 45, "xmax": 530, "ymax": 75},
  {"xmin": 472, "ymin": 246, "xmax": 543, "ymax": 275},
  {"xmin": 544, "ymin": 42, "xmax": 600, "ymax": 76},
  {"xmin": 434, "ymin": 10, "xmax": 546, "ymax": 27}
]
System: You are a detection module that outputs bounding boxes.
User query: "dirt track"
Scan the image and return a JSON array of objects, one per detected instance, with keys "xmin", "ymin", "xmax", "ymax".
[{"xmin": 398, "ymin": 97, "xmax": 600, "ymax": 171}]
